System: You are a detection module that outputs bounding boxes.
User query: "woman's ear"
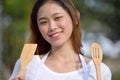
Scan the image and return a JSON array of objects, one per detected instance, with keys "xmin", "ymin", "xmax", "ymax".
[
  {"xmin": 76, "ymin": 10, "xmax": 80, "ymax": 25},
  {"xmin": 77, "ymin": 11, "xmax": 80, "ymax": 20}
]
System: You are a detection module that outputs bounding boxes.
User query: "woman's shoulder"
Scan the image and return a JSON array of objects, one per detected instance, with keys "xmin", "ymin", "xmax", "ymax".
[
  {"xmin": 25, "ymin": 55, "xmax": 42, "ymax": 72},
  {"xmin": 29, "ymin": 54, "xmax": 46, "ymax": 61},
  {"xmin": 15, "ymin": 55, "xmax": 40, "ymax": 63},
  {"xmin": 83, "ymin": 56, "xmax": 111, "ymax": 74},
  {"xmin": 83, "ymin": 56, "xmax": 110, "ymax": 70},
  {"xmin": 87, "ymin": 59, "xmax": 112, "ymax": 76},
  {"xmin": 27, "ymin": 54, "xmax": 47, "ymax": 65},
  {"xmin": 28, "ymin": 55, "xmax": 42, "ymax": 64},
  {"xmin": 88, "ymin": 59, "xmax": 110, "ymax": 70},
  {"xmin": 88, "ymin": 60, "xmax": 110, "ymax": 69},
  {"xmin": 88, "ymin": 60, "xmax": 112, "ymax": 79}
]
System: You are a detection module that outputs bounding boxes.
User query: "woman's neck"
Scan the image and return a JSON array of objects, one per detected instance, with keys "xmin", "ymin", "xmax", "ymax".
[{"xmin": 49, "ymin": 42, "xmax": 79, "ymax": 62}]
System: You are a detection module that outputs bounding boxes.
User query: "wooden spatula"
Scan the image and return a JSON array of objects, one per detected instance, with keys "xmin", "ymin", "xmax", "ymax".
[
  {"xmin": 90, "ymin": 43, "xmax": 103, "ymax": 80},
  {"xmin": 18, "ymin": 43, "xmax": 37, "ymax": 77}
]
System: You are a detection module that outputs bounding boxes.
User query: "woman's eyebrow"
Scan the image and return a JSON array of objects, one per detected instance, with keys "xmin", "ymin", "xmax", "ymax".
[
  {"xmin": 52, "ymin": 12, "xmax": 62, "ymax": 16},
  {"xmin": 38, "ymin": 13, "xmax": 62, "ymax": 21}
]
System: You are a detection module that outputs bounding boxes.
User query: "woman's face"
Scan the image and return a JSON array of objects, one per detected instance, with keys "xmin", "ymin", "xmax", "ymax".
[{"xmin": 37, "ymin": 2, "xmax": 73, "ymax": 47}]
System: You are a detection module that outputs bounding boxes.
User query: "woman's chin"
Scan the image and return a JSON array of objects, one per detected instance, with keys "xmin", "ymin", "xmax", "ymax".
[{"xmin": 51, "ymin": 44, "xmax": 63, "ymax": 48}]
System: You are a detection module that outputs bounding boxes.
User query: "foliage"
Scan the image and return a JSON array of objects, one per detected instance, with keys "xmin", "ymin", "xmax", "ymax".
[
  {"xmin": 112, "ymin": 73, "xmax": 120, "ymax": 80},
  {"xmin": 3, "ymin": 0, "xmax": 35, "ymax": 70},
  {"xmin": 73, "ymin": 0, "xmax": 120, "ymax": 42}
]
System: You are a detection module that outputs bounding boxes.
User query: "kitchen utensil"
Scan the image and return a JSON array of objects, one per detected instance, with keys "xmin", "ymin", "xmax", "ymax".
[
  {"xmin": 18, "ymin": 43, "xmax": 37, "ymax": 77},
  {"xmin": 90, "ymin": 43, "xmax": 103, "ymax": 80}
]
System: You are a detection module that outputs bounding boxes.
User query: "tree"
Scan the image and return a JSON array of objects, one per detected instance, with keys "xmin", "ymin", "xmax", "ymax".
[
  {"xmin": 3, "ymin": 0, "xmax": 35, "ymax": 70},
  {"xmin": 73, "ymin": 0, "xmax": 120, "ymax": 42}
]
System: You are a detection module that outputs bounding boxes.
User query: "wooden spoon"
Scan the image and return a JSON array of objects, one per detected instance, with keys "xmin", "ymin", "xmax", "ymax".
[
  {"xmin": 90, "ymin": 43, "xmax": 103, "ymax": 80},
  {"xmin": 18, "ymin": 43, "xmax": 37, "ymax": 77}
]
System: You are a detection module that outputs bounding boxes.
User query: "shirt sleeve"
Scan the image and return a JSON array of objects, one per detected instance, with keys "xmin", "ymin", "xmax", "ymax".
[
  {"xmin": 103, "ymin": 65, "xmax": 112, "ymax": 80},
  {"xmin": 9, "ymin": 59, "xmax": 21, "ymax": 80},
  {"xmin": 88, "ymin": 61, "xmax": 112, "ymax": 80}
]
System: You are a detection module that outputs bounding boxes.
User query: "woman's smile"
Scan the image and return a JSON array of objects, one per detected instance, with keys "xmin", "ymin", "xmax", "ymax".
[
  {"xmin": 49, "ymin": 30, "xmax": 63, "ymax": 40},
  {"xmin": 49, "ymin": 32, "xmax": 61, "ymax": 40}
]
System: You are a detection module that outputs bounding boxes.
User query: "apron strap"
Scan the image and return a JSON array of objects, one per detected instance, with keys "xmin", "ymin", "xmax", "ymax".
[
  {"xmin": 80, "ymin": 54, "xmax": 89, "ymax": 80},
  {"xmin": 33, "ymin": 52, "xmax": 50, "ymax": 80}
]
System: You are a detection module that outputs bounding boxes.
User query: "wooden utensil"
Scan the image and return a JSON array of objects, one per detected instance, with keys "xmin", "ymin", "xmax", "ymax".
[
  {"xmin": 90, "ymin": 43, "xmax": 103, "ymax": 80},
  {"xmin": 18, "ymin": 43, "xmax": 37, "ymax": 77}
]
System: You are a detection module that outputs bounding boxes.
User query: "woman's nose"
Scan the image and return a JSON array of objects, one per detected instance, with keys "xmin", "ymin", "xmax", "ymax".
[{"xmin": 49, "ymin": 20, "xmax": 57, "ymax": 32}]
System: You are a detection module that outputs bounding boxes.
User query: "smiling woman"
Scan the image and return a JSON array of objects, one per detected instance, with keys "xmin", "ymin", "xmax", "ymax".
[
  {"xmin": 9, "ymin": 0, "xmax": 112, "ymax": 80},
  {"xmin": 37, "ymin": 2, "xmax": 73, "ymax": 48},
  {"xmin": 29, "ymin": 0, "xmax": 81, "ymax": 55}
]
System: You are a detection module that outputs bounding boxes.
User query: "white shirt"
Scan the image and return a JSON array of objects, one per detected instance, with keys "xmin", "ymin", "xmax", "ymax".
[{"xmin": 9, "ymin": 52, "xmax": 112, "ymax": 80}]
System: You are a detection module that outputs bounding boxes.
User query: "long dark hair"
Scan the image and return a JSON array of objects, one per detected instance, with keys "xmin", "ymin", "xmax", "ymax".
[{"xmin": 28, "ymin": 0, "xmax": 83, "ymax": 55}]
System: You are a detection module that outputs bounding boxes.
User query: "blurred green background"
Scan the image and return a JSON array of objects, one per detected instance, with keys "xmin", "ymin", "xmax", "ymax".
[{"xmin": 0, "ymin": 0, "xmax": 120, "ymax": 80}]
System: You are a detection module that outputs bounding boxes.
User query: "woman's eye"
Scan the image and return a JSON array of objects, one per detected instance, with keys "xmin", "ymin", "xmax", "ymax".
[
  {"xmin": 40, "ymin": 21, "xmax": 47, "ymax": 25},
  {"xmin": 55, "ymin": 16, "xmax": 62, "ymax": 21}
]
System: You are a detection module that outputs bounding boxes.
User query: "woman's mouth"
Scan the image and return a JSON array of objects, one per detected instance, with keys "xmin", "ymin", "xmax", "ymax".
[{"xmin": 49, "ymin": 31, "xmax": 62, "ymax": 40}]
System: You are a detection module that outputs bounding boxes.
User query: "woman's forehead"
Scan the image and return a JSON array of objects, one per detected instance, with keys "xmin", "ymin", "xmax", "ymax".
[{"xmin": 37, "ymin": 2, "xmax": 66, "ymax": 16}]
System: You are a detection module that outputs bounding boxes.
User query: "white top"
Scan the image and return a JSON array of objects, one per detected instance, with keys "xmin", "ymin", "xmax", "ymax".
[{"xmin": 9, "ymin": 52, "xmax": 112, "ymax": 80}]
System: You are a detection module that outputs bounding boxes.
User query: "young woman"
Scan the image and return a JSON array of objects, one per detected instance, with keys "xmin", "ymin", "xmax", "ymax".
[{"xmin": 9, "ymin": 0, "xmax": 112, "ymax": 80}]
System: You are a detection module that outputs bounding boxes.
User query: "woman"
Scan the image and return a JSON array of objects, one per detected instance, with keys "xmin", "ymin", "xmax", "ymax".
[{"xmin": 9, "ymin": 0, "xmax": 112, "ymax": 80}]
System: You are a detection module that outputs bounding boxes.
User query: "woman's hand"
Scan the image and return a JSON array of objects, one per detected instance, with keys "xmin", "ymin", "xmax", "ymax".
[{"xmin": 12, "ymin": 76, "xmax": 24, "ymax": 80}]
